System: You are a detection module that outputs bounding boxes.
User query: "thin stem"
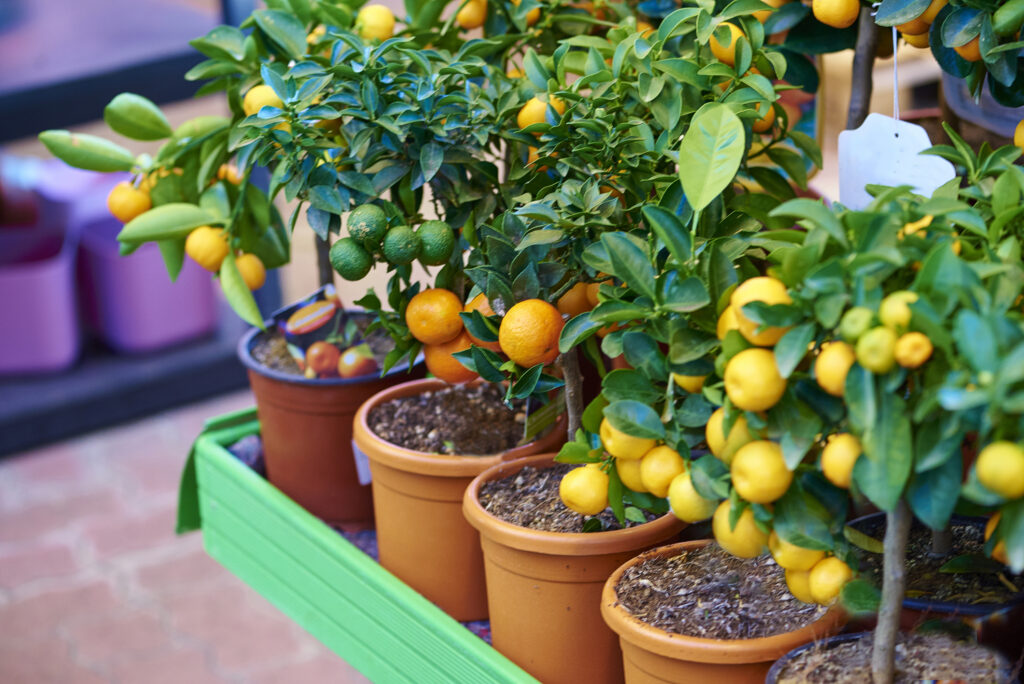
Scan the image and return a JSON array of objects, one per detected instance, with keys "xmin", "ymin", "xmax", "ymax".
[
  {"xmin": 930, "ymin": 527, "xmax": 953, "ymax": 557},
  {"xmin": 847, "ymin": 8, "xmax": 879, "ymax": 130},
  {"xmin": 315, "ymin": 234, "xmax": 334, "ymax": 288},
  {"xmin": 872, "ymin": 500, "xmax": 912, "ymax": 684},
  {"xmin": 561, "ymin": 348, "xmax": 584, "ymax": 442}
]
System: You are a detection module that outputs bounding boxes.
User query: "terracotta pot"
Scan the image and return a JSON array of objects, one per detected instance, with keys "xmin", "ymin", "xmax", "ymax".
[
  {"xmin": 601, "ymin": 540, "xmax": 845, "ymax": 683},
  {"xmin": 463, "ymin": 454, "xmax": 687, "ymax": 684},
  {"xmin": 353, "ymin": 378, "xmax": 566, "ymax": 621},
  {"xmin": 238, "ymin": 324, "xmax": 424, "ymax": 529}
]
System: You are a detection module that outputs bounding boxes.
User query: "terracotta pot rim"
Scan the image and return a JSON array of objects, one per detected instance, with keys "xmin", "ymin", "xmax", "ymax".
[
  {"xmin": 463, "ymin": 453, "xmax": 686, "ymax": 556},
  {"xmin": 353, "ymin": 378, "xmax": 566, "ymax": 477},
  {"xmin": 600, "ymin": 540, "xmax": 845, "ymax": 664},
  {"xmin": 237, "ymin": 313, "xmax": 422, "ymax": 387}
]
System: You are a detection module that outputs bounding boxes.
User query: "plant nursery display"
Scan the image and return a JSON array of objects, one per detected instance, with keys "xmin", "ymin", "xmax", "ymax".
[{"xmin": 34, "ymin": 0, "xmax": 1024, "ymax": 681}]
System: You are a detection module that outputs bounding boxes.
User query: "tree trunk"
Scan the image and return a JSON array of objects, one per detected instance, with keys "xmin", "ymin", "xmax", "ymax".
[
  {"xmin": 315, "ymin": 235, "xmax": 334, "ymax": 288},
  {"xmin": 847, "ymin": 8, "xmax": 879, "ymax": 130},
  {"xmin": 561, "ymin": 348, "xmax": 584, "ymax": 442},
  {"xmin": 872, "ymin": 500, "xmax": 912, "ymax": 684},
  {"xmin": 930, "ymin": 527, "xmax": 953, "ymax": 557}
]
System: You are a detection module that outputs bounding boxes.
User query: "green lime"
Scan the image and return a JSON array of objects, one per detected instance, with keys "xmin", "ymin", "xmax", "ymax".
[
  {"xmin": 382, "ymin": 226, "xmax": 421, "ymax": 265},
  {"xmin": 346, "ymin": 204, "xmax": 388, "ymax": 247},
  {"xmin": 416, "ymin": 220, "xmax": 455, "ymax": 266},
  {"xmin": 329, "ymin": 237, "xmax": 373, "ymax": 280},
  {"xmin": 839, "ymin": 306, "xmax": 874, "ymax": 343}
]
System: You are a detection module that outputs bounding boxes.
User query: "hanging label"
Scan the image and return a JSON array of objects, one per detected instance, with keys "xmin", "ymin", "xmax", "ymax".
[
  {"xmin": 838, "ymin": 113, "xmax": 956, "ymax": 210},
  {"xmin": 352, "ymin": 440, "xmax": 372, "ymax": 485}
]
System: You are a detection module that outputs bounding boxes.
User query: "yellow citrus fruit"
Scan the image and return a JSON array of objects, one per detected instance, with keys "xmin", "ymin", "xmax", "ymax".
[
  {"xmin": 511, "ymin": 0, "xmax": 540, "ymax": 25},
  {"xmin": 879, "ymin": 291, "xmax": 918, "ymax": 330},
  {"xmin": 754, "ymin": 0, "xmax": 790, "ymax": 23},
  {"xmin": 712, "ymin": 499, "xmax": 769, "ymax": 558},
  {"xmin": 636, "ymin": 19, "xmax": 655, "ymax": 37},
  {"xmin": 815, "ymin": 341, "xmax": 856, "ymax": 397},
  {"xmin": 896, "ymin": 0, "xmax": 945, "ymax": 34},
  {"xmin": 184, "ymin": 226, "xmax": 230, "ymax": 272},
  {"xmin": 812, "ymin": 0, "xmax": 860, "ymax": 28},
  {"xmin": 985, "ymin": 513, "xmax": 1008, "ymax": 564},
  {"xmin": 894, "ymin": 332, "xmax": 933, "ymax": 369},
  {"xmin": 903, "ymin": 31, "xmax": 930, "ymax": 47},
  {"xmin": 507, "ymin": 66, "xmax": 525, "ymax": 78},
  {"xmin": 786, "ymin": 569, "xmax": 816, "ymax": 603},
  {"xmin": 405, "ymin": 288, "xmax": 464, "ymax": 345},
  {"xmin": 498, "ymin": 299, "xmax": 564, "ymax": 367},
  {"xmin": 640, "ymin": 445, "xmax": 687, "ymax": 498},
  {"xmin": 717, "ymin": 305, "xmax": 740, "ymax": 340},
  {"xmin": 954, "ymin": 36, "xmax": 983, "ymax": 62},
  {"xmin": 556, "ymin": 283, "xmax": 592, "ymax": 317},
  {"xmin": 710, "ymin": 22, "xmax": 744, "ymax": 67},
  {"xmin": 424, "ymin": 330, "xmax": 479, "ymax": 384},
  {"xmin": 821, "ymin": 433, "xmax": 862, "ymax": 489},
  {"xmin": 106, "ymin": 181, "xmax": 151, "ymax": 223},
  {"xmin": 235, "ymin": 253, "xmax": 266, "ymax": 290},
  {"xmin": 668, "ymin": 471, "xmax": 718, "ymax": 522},
  {"xmin": 456, "ymin": 0, "xmax": 488, "ymax": 28},
  {"xmin": 731, "ymin": 441, "xmax": 793, "ymax": 504},
  {"xmin": 808, "ymin": 556, "xmax": 853, "ymax": 605},
  {"xmin": 356, "ymin": 4, "xmax": 396, "ymax": 41},
  {"xmin": 725, "ymin": 348, "xmax": 786, "ymax": 412},
  {"xmin": 616, "ymin": 457, "xmax": 647, "ymax": 493},
  {"xmin": 731, "ymin": 276, "xmax": 792, "ymax": 346},
  {"xmin": 217, "ymin": 164, "xmax": 241, "ymax": 184},
  {"xmin": 243, "ymin": 85, "xmax": 283, "ymax": 117},
  {"xmin": 517, "ymin": 95, "xmax": 567, "ymax": 130},
  {"xmin": 600, "ymin": 417, "xmax": 656, "ymax": 460},
  {"xmin": 856, "ymin": 326, "xmax": 898, "ymax": 374},
  {"xmin": 463, "ymin": 293, "xmax": 503, "ymax": 352},
  {"xmin": 769, "ymin": 531, "xmax": 826, "ymax": 571},
  {"xmin": 976, "ymin": 441, "xmax": 1024, "ymax": 499},
  {"xmin": 706, "ymin": 408, "xmax": 755, "ymax": 465},
  {"xmin": 1015, "ymin": 119, "xmax": 1024, "ymax": 151},
  {"xmin": 672, "ymin": 373, "xmax": 707, "ymax": 393},
  {"xmin": 751, "ymin": 101, "xmax": 776, "ymax": 133},
  {"xmin": 839, "ymin": 306, "xmax": 874, "ymax": 343},
  {"xmin": 560, "ymin": 465, "xmax": 610, "ymax": 515}
]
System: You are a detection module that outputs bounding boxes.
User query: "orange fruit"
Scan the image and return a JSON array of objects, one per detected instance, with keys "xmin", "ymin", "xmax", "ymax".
[
  {"xmin": 424, "ymin": 331, "xmax": 479, "ymax": 383},
  {"xmin": 499, "ymin": 299, "xmax": 564, "ymax": 367},
  {"xmin": 306, "ymin": 341, "xmax": 340, "ymax": 376},
  {"xmin": 456, "ymin": 0, "xmax": 488, "ymax": 29},
  {"xmin": 557, "ymin": 283, "xmax": 592, "ymax": 317},
  {"xmin": 217, "ymin": 164, "xmax": 241, "ymax": 184},
  {"xmin": 107, "ymin": 181, "xmax": 151, "ymax": 223},
  {"xmin": 985, "ymin": 513, "xmax": 1008, "ymax": 565},
  {"xmin": 754, "ymin": 0, "xmax": 789, "ymax": 23},
  {"xmin": 812, "ymin": 0, "xmax": 859, "ymax": 28},
  {"xmin": 710, "ymin": 22, "xmax": 744, "ymax": 66},
  {"xmin": 405, "ymin": 288, "xmax": 464, "ymax": 345},
  {"xmin": 511, "ymin": 0, "xmax": 540, "ymax": 25},
  {"xmin": 751, "ymin": 101, "xmax": 776, "ymax": 133},
  {"xmin": 235, "ymin": 253, "xmax": 266, "ymax": 290},
  {"xmin": 463, "ymin": 293, "xmax": 503, "ymax": 352},
  {"xmin": 954, "ymin": 36, "xmax": 982, "ymax": 61},
  {"xmin": 184, "ymin": 226, "xmax": 230, "ymax": 272}
]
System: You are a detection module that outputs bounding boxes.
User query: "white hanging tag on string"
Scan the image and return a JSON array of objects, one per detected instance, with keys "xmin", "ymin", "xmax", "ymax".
[{"xmin": 838, "ymin": 114, "xmax": 955, "ymax": 210}]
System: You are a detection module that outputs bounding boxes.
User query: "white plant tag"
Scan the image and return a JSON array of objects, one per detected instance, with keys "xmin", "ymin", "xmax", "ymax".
[
  {"xmin": 352, "ymin": 440, "xmax": 372, "ymax": 485},
  {"xmin": 838, "ymin": 113, "xmax": 956, "ymax": 210}
]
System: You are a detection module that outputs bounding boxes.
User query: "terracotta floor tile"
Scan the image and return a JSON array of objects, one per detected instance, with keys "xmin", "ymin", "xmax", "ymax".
[
  {"xmin": 0, "ymin": 580, "xmax": 119, "ymax": 640},
  {"xmin": 0, "ymin": 492, "xmax": 123, "ymax": 543},
  {"xmin": 250, "ymin": 650, "xmax": 369, "ymax": 684},
  {"xmin": 0, "ymin": 638, "xmax": 108, "ymax": 684},
  {"xmin": 63, "ymin": 609, "xmax": 172, "ymax": 666},
  {"xmin": 0, "ymin": 542, "xmax": 78, "ymax": 590},
  {"xmin": 107, "ymin": 645, "xmax": 224, "ymax": 684}
]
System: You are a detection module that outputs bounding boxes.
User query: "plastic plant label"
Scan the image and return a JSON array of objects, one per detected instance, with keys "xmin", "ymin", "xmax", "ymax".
[
  {"xmin": 838, "ymin": 113, "xmax": 956, "ymax": 210},
  {"xmin": 352, "ymin": 440, "xmax": 372, "ymax": 485}
]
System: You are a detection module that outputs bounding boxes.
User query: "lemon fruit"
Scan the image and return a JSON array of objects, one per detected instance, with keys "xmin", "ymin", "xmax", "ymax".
[
  {"xmin": 184, "ymin": 226, "xmax": 230, "ymax": 272},
  {"xmin": 821, "ymin": 433, "xmax": 861, "ymax": 489},
  {"xmin": 769, "ymin": 531, "xmax": 826, "ymax": 571},
  {"xmin": 903, "ymin": 31, "xmax": 930, "ymax": 47},
  {"xmin": 560, "ymin": 465, "xmax": 610, "ymax": 515},
  {"xmin": 356, "ymin": 4, "xmax": 396, "ymax": 41},
  {"xmin": 456, "ymin": 0, "xmax": 488, "ymax": 29},
  {"xmin": 812, "ymin": 0, "xmax": 860, "ymax": 28},
  {"xmin": 976, "ymin": 441, "xmax": 1024, "ymax": 499},
  {"xmin": 235, "ymin": 253, "xmax": 266, "ymax": 290},
  {"xmin": 808, "ymin": 556, "xmax": 853, "ymax": 605},
  {"xmin": 879, "ymin": 291, "xmax": 918, "ymax": 330},
  {"xmin": 712, "ymin": 500, "xmax": 769, "ymax": 558},
  {"xmin": 600, "ymin": 417, "xmax": 656, "ymax": 460},
  {"xmin": 894, "ymin": 332, "xmax": 933, "ymax": 369},
  {"xmin": 640, "ymin": 445, "xmax": 687, "ymax": 497},
  {"xmin": 243, "ymin": 85, "xmax": 283, "ymax": 117},
  {"xmin": 616, "ymin": 457, "xmax": 647, "ymax": 493},
  {"xmin": 724, "ymin": 348, "xmax": 786, "ymax": 412},
  {"xmin": 107, "ymin": 181, "xmax": 151, "ymax": 223},
  {"xmin": 706, "ymin": 408, "xmax": 755, "ymax": 465},
  {"xmin": 416, "ymin": 220, "xmax": 456, "ymax": 266},
  {"xmin": 839, "ymin": 306, "xmax": 874, "ymax": 343},
  {"xmin": 856, "ymin": 326, "xmax": 898, "ymax": 374},
  {"xmin": 347, "ymin": 204, "xmax": 389, "ymax": 247},
  {"xmin": 1015, "ymin": 119, "xmax": 1024, "ymax": 152},
  {"xmin": 668, "ymin": 471, "xmax": 718, "ymax": 522},
  {"xmin": 329, "ymin": 237, "xmax": 373, "ymax": 281},
  {"xmin": 672, "ymin": 373, "xmax": 707, "ymax": 393},
  {"xmin": 382, "ymin": 225, "xmax": 421, "ymax": 265},
  {"xmin": 517, "ymin": 95, "xmax": 567, "ymax": 130},
  {"xmin": 815, "ymin": 341, "xmax": 856, "ymax": 397},
  {"xmin": 717, "ymin": 305, "xmax": 740, "ymax": 340},
  {"xmin": 786, "ymin": 569, "xmax": 816, "ymax": 603},
  {"xmin": 731, "ymin": 276, "xmax": 793, "ymax": 346},
  {"xmin": 709, "ymin": 22, "xmax": 744, "ymax": 67},
  {"xmin": 731, "ymin": 441, "xmax": 793, "ymax": 504}
]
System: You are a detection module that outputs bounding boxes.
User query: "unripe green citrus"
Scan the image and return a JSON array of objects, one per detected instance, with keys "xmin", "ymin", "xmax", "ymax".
[
  {"xmin": 329, "ymin": 237, "xmax": 373, "ymax": 281},
  {"xmin": 417, "ymin": 220, "xmax": 456, "ymax": 266},
  {"xmin": 382, "ymin": 226, "xmax": 421, "ymax": 265}
]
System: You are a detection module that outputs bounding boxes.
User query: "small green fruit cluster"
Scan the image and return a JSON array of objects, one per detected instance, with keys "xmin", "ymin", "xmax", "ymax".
[{"xmin": 329, "ymin": 204, "xmax": 456, "ymax": 280}]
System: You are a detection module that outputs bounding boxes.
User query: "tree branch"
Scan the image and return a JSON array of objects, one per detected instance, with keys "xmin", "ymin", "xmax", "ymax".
[
  {"xmin": 316, "ymin": 234, "xmax": 334, "ymax": 288},
  {"xmin": 872, "ymin": 500, "xmax": 912, "ymax": 684},
  {"xmin": 561, "ymin": 348, "xmax": 584, "ymax": 442},
  {"xmin": 847, "ymin": 8, "xmax": 879, "ymax": 130}
]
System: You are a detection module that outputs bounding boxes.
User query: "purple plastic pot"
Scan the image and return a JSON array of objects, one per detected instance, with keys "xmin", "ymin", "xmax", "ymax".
[
  {"xmin": 0, "ymin": 220, "xmax": 80, "ymax": 374},
  {"xmin": 77, "ymin": 215, "xmax": 217, "ymax": 354}
]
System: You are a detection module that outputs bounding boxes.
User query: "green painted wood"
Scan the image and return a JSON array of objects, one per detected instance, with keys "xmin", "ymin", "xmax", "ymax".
[{"xmin": 192, "ymin": 413, "xmax": 535, "ymax": 684}]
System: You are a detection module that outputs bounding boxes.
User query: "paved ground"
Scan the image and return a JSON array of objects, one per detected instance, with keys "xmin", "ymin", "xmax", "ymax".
[{"xmin": 0, "ymin": 390, "xmax": 367, "ymax": 683}]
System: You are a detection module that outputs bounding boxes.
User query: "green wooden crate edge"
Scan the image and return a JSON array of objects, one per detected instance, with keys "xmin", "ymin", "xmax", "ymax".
[{"xmin": 184, "ymin": 408, "xmax": 536, "ymax": 684}]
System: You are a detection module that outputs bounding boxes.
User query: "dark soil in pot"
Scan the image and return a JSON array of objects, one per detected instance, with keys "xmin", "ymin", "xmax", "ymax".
[
  {"xmin": 615, "ymin": 542, "xmax": 827, "ymax": 640},
  {"xmin": 769, "ymin": 631, "xmax": 1013, "ymax": 683},
  {"xmin": 478, "ymin": 463, "xmax": 656, "ymax": 533},
  {"xmin": 851, "ymin": 515, "xmax": 1024, "ymax": 608},
  {"xmin": 366, "ymin": 382, "xmax": 533, "ymax": 455}
]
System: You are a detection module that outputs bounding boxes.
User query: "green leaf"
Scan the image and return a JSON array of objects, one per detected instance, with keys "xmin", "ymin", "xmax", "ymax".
[
  {"xmin": 678, "ymin": 102, "xmax": 745, "ymax": 212},
  {"xmin": 769, "ymin": 198, "xmax": 848, "ymax": 248},
  {"xmin": 621, "ymin": 331, "xmax": 667, "ymax": 381},
  {"xmin": 953, "ymin": 310, "xmax": 998, "ymax": 373},
  {"xmin": 690, "ymin": 454, "xmax": 732, "ymax": 500},
  {"xmin": 219, "ymin": 252, "xmax": 265, "ymax": 329},
  {"xmin": 420, "ymin": 142, "xmax": 444, "ymax": 182},
  {"xmin": 582, "ymin": 394, "xmax": 609, "ymax": 434},
  {"xmin": 603, "ymin": 233, "xmax": 656, "ymax": 300},
  {"xmin": 253, "ymin": 9, "xmax": 307, "ymax": 59},
  {"xmin": 604, "ymin": 400, "xmax": 666, "ymax": 439},
  {"xmin": 853, "ymin": 393, "xmax": 913, "ymax": 512},
  {"xmin": 840, "ymin": 579, "xmax": 881, "ymax": 615},
  {"xmin": 773, "ymin": 323, "xmax": 815, "ymax": 378},
  {"xmin": 844, "ymin": 526, "xmax": 884, "ymax": 554},
  {"xmin": 104, "ymin": 93, "xmax": 172, "ymax": 141},
  {"xmin": 602, "ymin": 370, "xmax": 662, "ymax": 404},
  {"xmin": 773, "ymin": 483, "xmax": 834, "ymax": 551},
  {"xmin": 38, "ymin": 130, "xmax": 135, "ymax": 172},
  {"xmin": 875, "ymin": 0, "xmax": 931, "ymax": 26},
  {"xmin": 939, "ymin": 554, "xmax": 1007, "ymax": 574},
  {"xmin": 556, "ymin": 441, "xmax": 601, "ymax": 464},
  {"xmin": 559, "ymin": 312, "xmax": 602, "ymax": 352},
  {"xmin": 908, "ymin": 453, "xmax": 961, "ymax": 530},
  {"xmin": 660, "ymin": 272, "xmax": 711, "ymax": 313},
  {"xmin": 157, "ymin": 239, "xmax": 185, "ymax": 282},
  {"xmin": 643, "ymin": 205, "xmax": 691, "ymax": 265},
  {"xmin": 118, "ymin": 204, "xmax": 219, "ymax": 243}
]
